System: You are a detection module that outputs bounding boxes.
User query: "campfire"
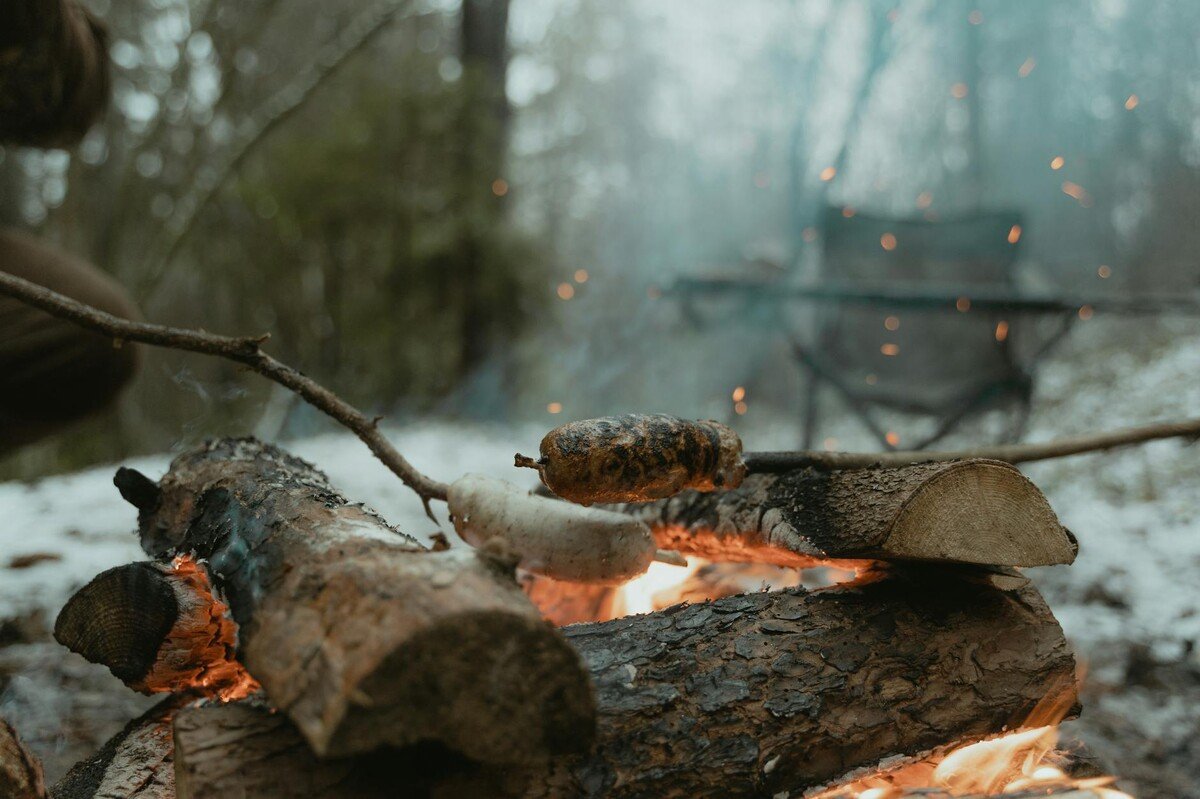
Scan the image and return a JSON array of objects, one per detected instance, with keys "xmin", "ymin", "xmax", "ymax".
[{"xmin": 3, "ymin": 428, "xmax": 1139, "ymax": 798}]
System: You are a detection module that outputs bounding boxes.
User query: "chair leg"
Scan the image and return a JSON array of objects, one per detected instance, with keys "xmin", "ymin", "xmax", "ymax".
[{"xmin": 802, "ymin": 372, "xmax": 819, "ymax": 450}]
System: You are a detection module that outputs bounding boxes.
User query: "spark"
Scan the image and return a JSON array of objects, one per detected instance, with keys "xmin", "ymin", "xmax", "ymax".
[
  {"xmin": 1125, "ymin": 94, "xmax": 1139, "ymax": 110},
  {"xmin": 956, "ymin": 296, "xmax": 971, "ymax": 312},
  {"xmin": 732, "ymin": 386, "xmax": 746, "ymax": 402},
  {"xmin": 842, "ymin": 206, "xmax": 857, "ymax": 218},
  {"xmin": 881, "ymin": 343, "xmax": 900, "ymax": 356},
  {"xmin": 1061, "ymin": 181, "xmax": 1092, "ymax": 207},
  {"xmin": 574, "ymin": 269, "xmax": 589, "ymax": 283},
  {"xmin": 885, "ymin": 431, "xmax": 901, "ymax": 446},
  {"xmin": 491, "ymin": 178, "xmax": 509, "ymax": 197},
  {"xmin": 1050, "ymin": 156, "xmax": 1064, "ymax": 170},
  {"xmin": 546, "ymin": 402, "xmax": 563, "ymax": 414},
  {"xmin": 734, "ymin": 401, "xmax": 748, "ymax": 415},
  {"xmin": 880, "ymin": 233, "xmax": 897, "ymax": 251},
  {"xmin": 1007, "ymin": 224, "xmax": 1022, "ymax": 244},
  {"xmin": 995, "ymin": 320, "xmax": 1009, "ymax": 341},
  {"xmin": 557, "ymin": 283, "xmax": 575, "ymax": 300},
  {"xmin": 1078, "ymin": 304, "xmax": 1094, "ymax": 320},
  {"xmin": 819, "ymin": 166, "xmax": 837, "ymax": 182},
  {"xmin": 1018, "ymin": 56, "xmax": 1036, "ymax": 78},
  {"xmin": 1097, "ymin": 265, "xmax": 1111, "ymax": 278},
  {"xmin": 884, "ymin": 316, "xmax": 900, "ymax": 331},
  {"xmin": 951, "ymin": 82, "xmax": 969, "ymax": 99}
]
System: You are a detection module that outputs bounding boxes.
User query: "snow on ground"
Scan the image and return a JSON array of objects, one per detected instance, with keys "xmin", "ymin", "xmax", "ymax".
[{"xmin": 1, "ymin": 317, "xmax": 1198, "ymax": 793}]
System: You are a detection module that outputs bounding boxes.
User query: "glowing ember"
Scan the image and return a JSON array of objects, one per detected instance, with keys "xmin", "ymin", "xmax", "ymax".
[
  {"xmin": 1018, "ymin": 56, "xmax": 1036, "ymax": 77},
  {"xmin": 820, "ymin": 166, "xmax": 837, "ymax": 182},
  {"xmin": 817, "ymin": 724, "xmax": 1134, "ymax": 798},
  {"xmin": 159, "ymin": 555, "xmax": 260, "ymax": 702},
  {"xmin": 1007, "ymin": 224, "xmax": 1022, "ymax": 244}
]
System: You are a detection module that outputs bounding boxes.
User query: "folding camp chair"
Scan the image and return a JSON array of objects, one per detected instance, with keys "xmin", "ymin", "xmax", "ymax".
[{"xmin": 793, "ymin": 205, "xmax": 1034, "ymax": 450}]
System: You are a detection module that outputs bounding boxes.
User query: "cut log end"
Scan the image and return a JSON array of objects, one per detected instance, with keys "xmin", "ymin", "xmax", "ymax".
[
  {"xmin": 882, "ymin": 459, "xmax": 1077, "ymax": 567},
  {"xmin": 320, "ymin": 608, "xmax": 597, "ymax": 762},
  {"xmin": 54, "ymin": 559, "xmax": 254, "ymax": 697},
  {"xmin": 54, "ymin": 562, "xmax": 180, "ymax": 688}
]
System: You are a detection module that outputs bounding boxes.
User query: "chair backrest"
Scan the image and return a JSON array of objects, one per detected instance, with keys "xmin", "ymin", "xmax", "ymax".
[{"xmin": 816, "ymin": 205, "xmax": 1026, "ymax": 414}]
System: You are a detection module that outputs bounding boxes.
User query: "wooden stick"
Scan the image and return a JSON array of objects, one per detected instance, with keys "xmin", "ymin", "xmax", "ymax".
[
  {"xmin": 743, "ymin": 416, "xmax": 1200, "ymax": 473},
  {"xmin": 619, "ymin": 458, "xmax": 1077, "ymax": 569},
  {"xmin": 0, "ymin": 270, "xmax": 448, "ymax": 514}
]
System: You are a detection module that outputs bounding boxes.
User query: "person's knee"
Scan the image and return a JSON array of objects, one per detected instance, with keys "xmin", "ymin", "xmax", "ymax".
[{"xmin": 0, "ymin": 229, "xmax": 141, "ymax": 437}]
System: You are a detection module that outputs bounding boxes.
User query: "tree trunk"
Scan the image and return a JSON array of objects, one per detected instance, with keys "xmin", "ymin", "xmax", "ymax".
[
  {"xmin": 56, "ymin": 438, "xmax": 595, "ymax": 764},
  {"xmin": 619, "ymin": 459, "xmax": 1077, "ymax": 568},
  {"xmin": 97, "ymin": 571, "xmax": 1075, "ymax": 799},
  {"xmin": 455, "ymin": 0, "xmax": 512, "ymax": 385}
]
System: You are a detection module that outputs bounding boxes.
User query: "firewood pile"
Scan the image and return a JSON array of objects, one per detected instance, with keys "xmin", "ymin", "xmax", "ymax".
[{"xmin": 0, "ymin": 430, "xmax": 1132, "ymax": 799}]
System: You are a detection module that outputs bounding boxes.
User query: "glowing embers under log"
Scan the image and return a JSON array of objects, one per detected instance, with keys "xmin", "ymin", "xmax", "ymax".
[
  {"xmin": 815, "ymin": 724, "xmax": 1133, "ymax": 798},
  {"xmin": 524, "ymin": 560, "xmax": 1131, "ymax": 798},
  {"xmin": 145, "ymin": 555, "xmax": 259, "ymax": 701}
]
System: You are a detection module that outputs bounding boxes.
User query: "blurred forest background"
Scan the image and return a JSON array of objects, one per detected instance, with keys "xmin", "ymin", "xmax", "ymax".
[{"xmin": 4, "ymin": 0, "xmax": 1200, "ymax": 478}]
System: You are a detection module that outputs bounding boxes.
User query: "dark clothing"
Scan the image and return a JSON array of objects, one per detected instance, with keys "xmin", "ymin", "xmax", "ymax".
[
  {"xmin": 0, "ymin": 3, "xmax": 135, "ymax": 455},
  {"xmin": 0, "ymin": 0, "xmax": 111, "ymax": 148},
  {"xmin": 0, "ymin": 229, "xmax": 140, "ymax": 454}
]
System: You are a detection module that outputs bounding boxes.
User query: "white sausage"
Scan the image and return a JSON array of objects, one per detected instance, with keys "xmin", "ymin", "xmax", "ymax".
[{"xmin": 447, "ymin": 474, "xmax": 657, "ymax": 584}]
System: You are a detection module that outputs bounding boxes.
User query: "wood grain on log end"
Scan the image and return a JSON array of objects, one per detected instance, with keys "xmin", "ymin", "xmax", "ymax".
[
  {"xmin": 0, "ymin": 717, "xmax": 46, "ymax": 799},
  {"xmin": 627, "ymin": 458, "xmax": 1076, "ymax": 568},
  {"xmin": 54, "ymin": 562, "xmax": 181, "ymax": 688},
  {"xmin": 54, "ymin": 559, "xmax": 254, "ymax": 696}
]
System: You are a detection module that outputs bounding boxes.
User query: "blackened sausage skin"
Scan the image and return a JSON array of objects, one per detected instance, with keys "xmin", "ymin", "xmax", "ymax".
[{"xmin": 521, "ymin": 414, "xmax": 746, "ymax": 505}]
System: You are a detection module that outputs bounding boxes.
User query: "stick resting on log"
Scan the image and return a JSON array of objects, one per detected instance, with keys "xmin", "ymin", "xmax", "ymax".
[
  {"xmin": 57, "ymin": 438, "xmax": 595, "ymax": 763},
  {"xmin": 617, "ymin": 458, "xmax": 1077, "ymax": 568},
  {"xmin": 107, "ymin": 571, "xmax": 1076, "ymax": 799}
]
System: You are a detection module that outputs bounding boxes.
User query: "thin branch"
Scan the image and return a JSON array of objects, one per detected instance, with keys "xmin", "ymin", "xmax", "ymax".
[
  {"xmin": 146, "ymin": 0, "xmax": 414, "ymax": 283},
  {"xmin": 743, "ymin": 418, "xmax": 1200, "ymax": 473},
  {"xmin": 0, "ymin": 271, "xmax": 449, "ymax": 514}
]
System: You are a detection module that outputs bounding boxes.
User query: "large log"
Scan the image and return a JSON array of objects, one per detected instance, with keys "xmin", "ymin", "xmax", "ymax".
[
  {"xmin": 619, "ymin": 459, "xmax": 1077, "ymax": 568},
  {"xmin": 112, "ymin": 571, "xmax": 1074, "ymax": 799},
  {"xmin": 56, "ymin": 438, "xmax": 595, "ymax": 764}
]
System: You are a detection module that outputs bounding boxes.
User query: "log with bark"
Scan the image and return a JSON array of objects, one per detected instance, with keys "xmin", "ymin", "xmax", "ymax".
[
  {"xmin": 71, "ymin": 570, "xmax": 1076, "ymax": 799},
  {"xmin": 618, "ymin": 459, "xmax": 1077, "ymax": 569},
  {"xmin": 54, "ymin": 438, "xmax": 595, "ymax": 764}
]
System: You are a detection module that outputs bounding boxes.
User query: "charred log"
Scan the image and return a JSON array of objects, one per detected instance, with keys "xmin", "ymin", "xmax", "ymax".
[
  {"xmin": 60, "ymin": 438, "xmax": 595, "ymax": 764},
  {"xmin": 54, "ymin": 558, "xmax": 250, "ymax": 696},
  {"xmin": 619, "ymin": 459, "xmax": 1077, "ymax": 568},
  {"xmin": 87, "ymin": 571, "xmax": 1076, "ymax": 799}
]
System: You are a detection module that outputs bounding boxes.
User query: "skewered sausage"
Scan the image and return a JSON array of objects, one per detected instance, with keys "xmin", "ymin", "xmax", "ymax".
[{"xmin": 515, "ymin": 414, "xmax": 746, "ymax": 505}]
